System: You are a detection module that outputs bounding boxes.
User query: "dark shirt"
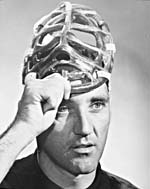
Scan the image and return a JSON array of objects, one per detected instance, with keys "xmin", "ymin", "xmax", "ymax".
[{"xmin": 0, "ymin": 152, "xmax": 140, "ymax": 189}]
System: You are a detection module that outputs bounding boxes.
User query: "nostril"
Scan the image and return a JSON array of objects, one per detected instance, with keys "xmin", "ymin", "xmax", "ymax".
[{"xmin": 56, "ymin": 52, "xmax": 70, "ymax": 61}]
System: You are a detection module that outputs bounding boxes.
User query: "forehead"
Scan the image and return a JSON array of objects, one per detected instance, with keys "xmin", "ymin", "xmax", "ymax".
[{"xmin": 70, "ymin": 84, "xmax": 109, "ymax": 104}]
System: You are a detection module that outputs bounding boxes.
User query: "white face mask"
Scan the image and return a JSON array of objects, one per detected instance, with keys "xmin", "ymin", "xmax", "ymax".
[{"xmin": 22, "ymin": 1, "xmax": 116, "ymax": 94}]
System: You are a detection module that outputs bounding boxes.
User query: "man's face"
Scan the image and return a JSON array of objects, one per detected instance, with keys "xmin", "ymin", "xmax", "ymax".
[{"xmin": 38, "ymin": 84, "xmax": 110, "ymax": 175}]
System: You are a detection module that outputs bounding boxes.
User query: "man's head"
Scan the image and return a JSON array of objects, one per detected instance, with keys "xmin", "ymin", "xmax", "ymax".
[
  {"xmin": 24, "ymin": 1, "xmax": 115, "ymax": 176},
  {"xmin": 37, "ymin": 83, "xmax": 110, "ymax": 175}
]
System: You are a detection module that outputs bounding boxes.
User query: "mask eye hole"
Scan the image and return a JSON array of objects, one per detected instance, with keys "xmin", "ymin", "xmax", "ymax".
[
  {"xmin": 68, "ymin": 40, "xmax": 98, "ymax": 60},
  {"xmin": 71, "ymin": 30, "xmax": 96, "ymax": 47},
  {"xmin": 39, "ymin": 33, "xmax": 54, "ymax": 45}
]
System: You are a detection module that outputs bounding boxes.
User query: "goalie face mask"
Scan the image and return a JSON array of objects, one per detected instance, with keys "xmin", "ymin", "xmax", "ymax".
[{"xmin": 22, "ymin": 1, "xmax": 116, "ymax": 94}]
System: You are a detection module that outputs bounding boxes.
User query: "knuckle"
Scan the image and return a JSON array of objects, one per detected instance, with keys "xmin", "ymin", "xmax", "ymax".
[
  {"xmin": 48, "ymin": 98, "xmax": 56, "ymax": 109},
  {"xmin": 24, "ymin": 81, "xmax": 42, "ymax": 101},
  {"xmin": 24, "ymin": 72, "xmax": 37, "ymax": 84},
  {"xmin": 51, "ymin": 73, "xmax": 61, "ymax": 78},
  {"xmin": 45, "ymin": 77, "xmax": 64, "ymax": 90}
]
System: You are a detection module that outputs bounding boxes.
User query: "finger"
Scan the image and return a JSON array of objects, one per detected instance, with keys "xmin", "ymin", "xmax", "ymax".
[
  {"xmin": 24, "ymin": 72, "xmax": 37, "ymax": 85},
  {"xmin": 64, "ymin": 79, "xmax": 71, "ymax": 100},
  {"xmin": 43, "ymin": 73, "xmax": 71, "ymax": 99},
  {"xmin": 42, "ymin": 98, "xmax": 56, "ymax": 114},
  {"xmin": 43, "ymin": 110, "xmax": 57, "ymax": 128}
]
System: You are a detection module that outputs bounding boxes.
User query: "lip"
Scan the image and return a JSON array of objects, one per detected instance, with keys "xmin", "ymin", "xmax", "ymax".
[{"xmin": 72, "ymin": 143, "xmax": 96, "ymax": 154}]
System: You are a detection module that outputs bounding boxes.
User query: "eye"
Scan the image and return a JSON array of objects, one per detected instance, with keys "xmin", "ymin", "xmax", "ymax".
[
  {"xmin": 58, "ymin": 105, "xmax": 69, "ymax": 113},
  {"xmin": 90, "ymin": 101, "xmax": 105, "ymax": 112}
]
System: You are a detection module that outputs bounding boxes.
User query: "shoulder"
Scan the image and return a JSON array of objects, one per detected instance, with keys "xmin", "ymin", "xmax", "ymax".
[
  {"xmin": 7, "ymin": 153, "xmax": 36, "ymax": 176},
  {"xmin": 0, "ymin": 153, "xmax": 38, "ymax": 189},
  {"xmin": 101, "ymin": 169, "xmax": 140, "ymax": 189}
]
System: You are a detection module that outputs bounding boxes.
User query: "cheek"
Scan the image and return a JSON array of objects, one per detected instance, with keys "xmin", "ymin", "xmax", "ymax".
[
  {"xmin": 89, "ymin": 108, "xmax": 110, "ymax": 145},
  {"xmin": 92, "ymin": 107, "xmax": 110, "ymax": 129},
  {"xmin": 40, "ymin": 129, "xmax": 68, "ymax": 162},
  {"xmin": 40, "ymin": 115, "xmax": 73, "ymax": 152}
]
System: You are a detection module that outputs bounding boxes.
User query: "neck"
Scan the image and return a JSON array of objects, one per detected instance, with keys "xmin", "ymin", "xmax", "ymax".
[{"xmin": 37, "ymin": 150, "xmax": 96, "ymax": 189}]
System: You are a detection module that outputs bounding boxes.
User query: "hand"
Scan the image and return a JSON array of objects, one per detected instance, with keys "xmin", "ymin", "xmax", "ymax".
[{"xmin": 14, "ymin": 73, "xmax": 71, "ymax": 137}]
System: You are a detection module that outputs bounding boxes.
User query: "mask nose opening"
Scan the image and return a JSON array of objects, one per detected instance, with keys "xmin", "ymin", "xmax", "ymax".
[{"xmin": 55, "ymin": 51, "xmax": 70, "ymax": 61}]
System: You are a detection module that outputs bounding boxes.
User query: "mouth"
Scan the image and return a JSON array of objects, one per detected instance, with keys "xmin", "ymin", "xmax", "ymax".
[{"xmin": 72, "ymin": 143, "xmax": 96, "ymax": 154}]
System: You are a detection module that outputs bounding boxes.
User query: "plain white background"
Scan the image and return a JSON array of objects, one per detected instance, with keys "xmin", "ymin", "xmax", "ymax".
[{"xmin": 0, "ymin": 0, "xmax": 149, "ymax": 188}]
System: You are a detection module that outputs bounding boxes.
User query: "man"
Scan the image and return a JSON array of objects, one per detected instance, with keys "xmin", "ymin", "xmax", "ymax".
[{"xmin": 0, "ymin": 2, "xmax": 140, "ymax": 189}]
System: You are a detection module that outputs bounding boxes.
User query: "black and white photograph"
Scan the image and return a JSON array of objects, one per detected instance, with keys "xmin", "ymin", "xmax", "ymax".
[{"xmin": 0, "ymin": 0, "xmax": 149, "ymax": 188}]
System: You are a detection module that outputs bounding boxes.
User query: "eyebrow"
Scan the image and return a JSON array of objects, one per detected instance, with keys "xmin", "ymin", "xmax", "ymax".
[{"xmin": 90, "ymin": 96, "xmax": 110, "ymax": 103}]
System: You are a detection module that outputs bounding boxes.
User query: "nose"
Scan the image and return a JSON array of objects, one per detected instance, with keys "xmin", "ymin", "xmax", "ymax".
[{"xmin": 74, "ymin": 109, "xmax": 93, "ymax": 136}]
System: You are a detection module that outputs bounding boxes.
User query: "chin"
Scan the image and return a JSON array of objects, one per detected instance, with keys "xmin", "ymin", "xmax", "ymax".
[{"xmin": 70, "ymin": 157, "xmax": 98, "ymax": 175}]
